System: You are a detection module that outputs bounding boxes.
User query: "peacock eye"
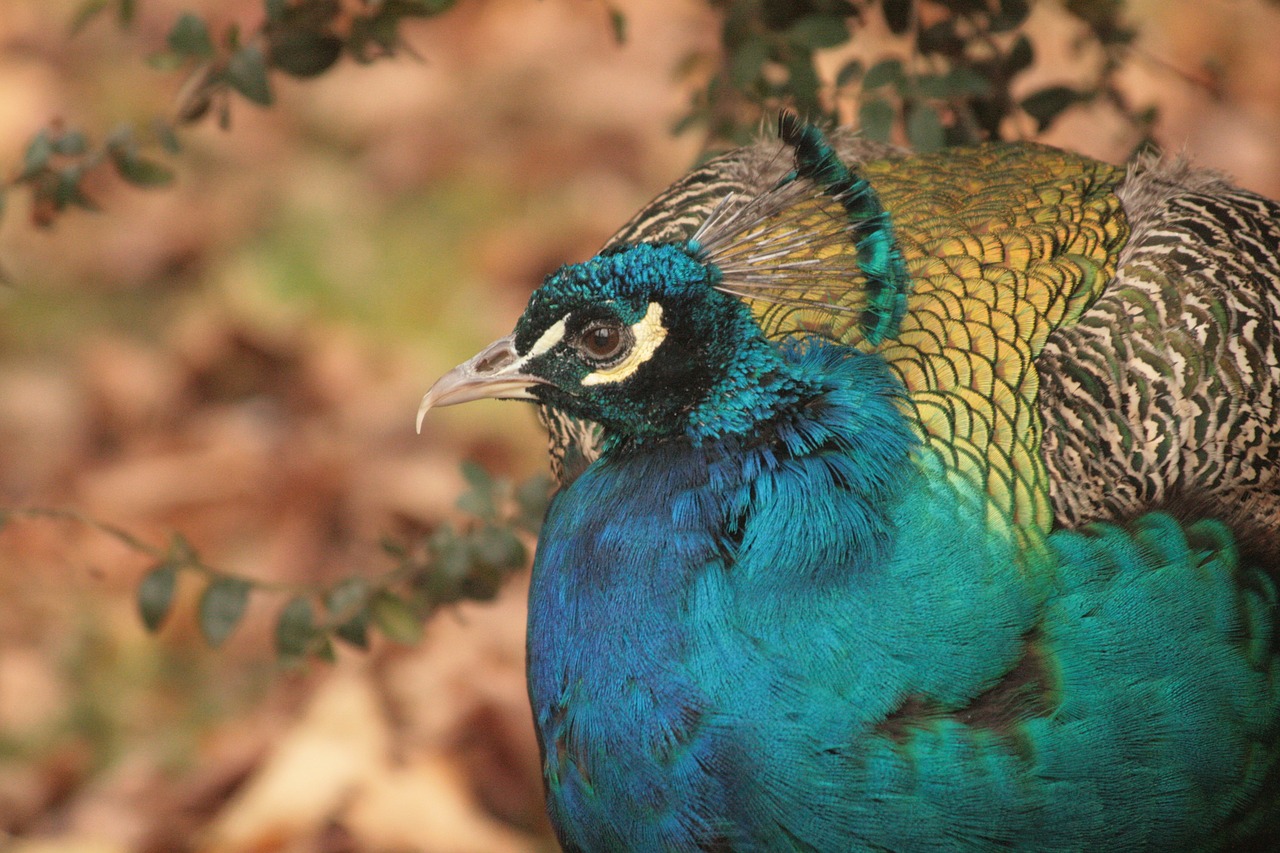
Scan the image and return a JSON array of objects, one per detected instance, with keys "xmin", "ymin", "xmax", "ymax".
[{"xmin": 578, "ymin": 321, "xmax": 629, "ymax": 362}]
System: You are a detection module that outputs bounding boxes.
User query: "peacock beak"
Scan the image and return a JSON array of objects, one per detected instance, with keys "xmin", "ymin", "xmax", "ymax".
[{"xmin": 416, "ymin": 334, "xmax": 548, "ymax": 433}]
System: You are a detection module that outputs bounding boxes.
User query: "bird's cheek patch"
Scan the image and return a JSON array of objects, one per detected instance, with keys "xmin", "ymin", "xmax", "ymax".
[{"xmin": 581, "ymin": 302, "xmax": 668, "ymax": 386}]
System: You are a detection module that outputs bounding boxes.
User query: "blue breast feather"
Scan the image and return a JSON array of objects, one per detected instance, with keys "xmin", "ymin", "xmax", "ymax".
[{"xmin": 526, "ymin": 340, "xmax": 1278, "ymax": 851}]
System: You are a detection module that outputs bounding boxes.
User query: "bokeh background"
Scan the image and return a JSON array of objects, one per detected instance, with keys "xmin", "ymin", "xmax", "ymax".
[{"xmin": 0, "ymin": 1, "xmax": 1277, "ymax": 850}]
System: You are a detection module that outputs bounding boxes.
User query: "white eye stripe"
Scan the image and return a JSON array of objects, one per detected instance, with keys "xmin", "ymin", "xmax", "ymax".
[
  {"xmin": 581, "ymin": 302, "xmax": 667, "ymax": 387},
  {"xmin": 529, "ymin": 318, "xmax": 568, "ymax": 358}
]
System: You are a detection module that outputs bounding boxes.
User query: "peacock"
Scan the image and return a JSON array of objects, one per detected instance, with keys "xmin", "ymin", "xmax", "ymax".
[{"xmin": 417, "ymin": 115, "xmax": 1280, "ymax": 851}]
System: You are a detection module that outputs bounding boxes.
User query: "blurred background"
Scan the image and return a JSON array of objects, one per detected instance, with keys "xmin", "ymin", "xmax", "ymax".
[{"xmin": 0, "ymin": 1, "xmax": 1276, "ymax": 850}]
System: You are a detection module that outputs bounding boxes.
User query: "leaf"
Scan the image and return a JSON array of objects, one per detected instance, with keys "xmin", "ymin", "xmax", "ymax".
[
  {"xmin": 270, "ymin": 28, "xmax": 344, "ymax": 78},
  {"xmin": 326, "ymin": 578, "xmax": 372, "ymax": 649},
  {"xmin": 862, "ymin": 58, "xmax": 904, "ymax": 90},
  {"xmin": 225, "ymin": 44, "xmax": 274, "ymax": 106},
  {"xmin": 859, "ymin": 97, "xmax": 895, "ymax": 141},
  {"xmin": 119, "ymin": 0, "xmax": 136, "ymax": 25},
  {"xmin": 608, "ymin": 6, "xmax": 627, "ymax": 44},
  {"xmin": 19, "ymin": 131, "xmax": 54, "ymax": 181},
  {"xmin": 882, "ymin": 0, "xmax": 913, "ymax": 34},
  {"xmin": 115, "ymin": 156, "xmax": 175, "ymax": 187},
  {"xmin": 168, "ymin": 13, "xmax": 214, "ymax": 58},
  {"xmin": 275, "ymin": 596, "xmax": 315, "ymax": 658},
  {"xmin": 457, "ymin": 460, "xmax": 496, "ymax": 520},
  {"xmin": 514, "ymin": 475, "xmax": 552, "ymax": 532},
  {"xmin": 55, "ymin": 167, "xmax": 97, "ymax": 211},
  {"xmin": 153, "ymin": 120, "xmax": 183, "ymax": 155},
  {"xmin": 836, "ymin": 59, "xmax": 863, "ymax": 88},
  {"xmin": 266, "ymin": 0, "xmax": 287, "ymax": 22},
  {"xmin": 906, "ymin": 103, "xmax": 945, "ymax": 151},
  {"xmin": 53, "ymin": 130, "xmax": 88, "ymax": 157},
  {"xmin": 69, "ymin": 0, "xmax": 110, "ymax": 35},
  {"xmin": 370, "ymin": 590, "xmax": 422, "ymax": 644},
  {"xmin": 786, "ymin": 14, "xmax": 849, "ymax": 50},
  {"xmin": 944, "ymin": 66, "xmax": 993, "ymax": 97},
  {"xmin": 1006, "ymin": 34, "xmax": 1034, "ymax": 75},
  {"xmin": 993, "ymin": 0, "xmax": 1030, "ymax": 31},
  {"xmin": 137, "ymin": 562, "xmax": 179, "ymax": 632},
  {"xmin": 197, "ymin": 577, "xmax": 251, "ymax": 647},
  {"xmin": 729, "ymin": 37, "xmax": 770, "ymax": 87},
  {"xmin": 472, "ymin": 525, "xmax": 526, "ymax": 572},
  {"xmin": 1021, "ymin": 85, "xmax": 1085, "ymax": 131}
]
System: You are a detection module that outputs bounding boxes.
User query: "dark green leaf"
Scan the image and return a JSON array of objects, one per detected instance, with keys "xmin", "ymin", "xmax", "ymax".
[
  {"xmin": 55, "ymin": 167, "xmax": 97, "ymax": 211},
  {"xmin": 608, "ymin": 6, "xmax": 627, "ymax": 44},
  {"xmin": 882, "ymin": 0, "xmax": 913, "ymax": 34},
  {"xmin": 275, "ymin": 596, "xmax": 315, "ymax": 658},
  {"xmin": 69, "ymin": 0, "xmax": 110, "ymax": 34},
  {"xmin": 729, "ymin": 37, "xmax": 771, "ymax": 87},
  {"xmin": 168, "ymin": 13, "xmax": 214, "ymax": 58},
  {"xmin": 270, "ymin": 28, "xmax": 344, "ymax": 78},
  {"xmin": 52, "ymin": 130, "xmax": 88, "ymax": 157},
  {"xmin": 472, "ymin": 525, "xmax": 526, "ymax": 572},
  {"xmin": 314, "ymin": 637, "xmax": 337, "ymax": 663},
  {"xmin": 265, "ymin": 0, "xmax": 287, "ymax": 22},
  {"xmin": 457, "ymin": 460, "xmax": 496, "ymax": 519},
  {"xmin": 115, "ymin": 156, "xmax": 175, "ymax": 187},
  {"xmin": 514, "ymin": 475, "xmax": 552, "ymax": 532},
  {"xmin": 943, "ymin": 66, "xmax": 992, "ymax": 97},
  {"xmin": 836, "ymin": 59, "xmax": 863, "ymax": 88},
  {"xmin": 326, "ymin": 578, "xmax": 371, "ymax": 648},
  {"xmin": 786, "ymin": 14, "xmax": 849, "ymax": 49},
  {"xmin": 138, "ymin": 562, "xmax": 179, "ymax": 632},
  {"xmin": 20, "ymin": 131, "xmax": 54, "ymax": 181},
  {"xmin": 197, "ymin": 577, "xmax": 251, "ymax": 647},
  {"xmin": 1006, "ymin": 34, "xmax": 1034, "ymax": 75},
  {"xmin": 226, "ymin": 44, "xmax": 274, "ymax": 105},
  {"xmin": 862, "ymin": 58, "xmax": 904, "ymax": 90},
  {"xmin": 917, "ymin": 20, "xmax": 962, "ymax": 56},
  {"xmin": 906, "ymin": 103, "xmax": 945, "ymax": 151},
  {"xmin": 858, "ymin": 97, "xmax": 895, "ymax": 141},
  {"xmin": 1020, "ymin": 85, "xmax": 1085, "ymax": 131},
  {"xmin": 119, "ymin": 0, "xmax": 136, "ymax": 25},
  {"xmin": 370, "ymin": 590, "xmax": 422, "ymax": 644},
  {"xmin": 153, "ymin": 121, "xmax": 183, "ymax": 155}
]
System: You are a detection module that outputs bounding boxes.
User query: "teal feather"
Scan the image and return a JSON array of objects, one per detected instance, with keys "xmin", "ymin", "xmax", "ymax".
[{"xmin": 776, "ymin": 113, "xmax": 912, "ymax": 344}]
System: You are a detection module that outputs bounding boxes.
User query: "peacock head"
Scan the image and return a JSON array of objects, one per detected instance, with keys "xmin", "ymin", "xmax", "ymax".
[{"xmin": 417, "ymin": 241, "xmax": 786, "ymax": 442}]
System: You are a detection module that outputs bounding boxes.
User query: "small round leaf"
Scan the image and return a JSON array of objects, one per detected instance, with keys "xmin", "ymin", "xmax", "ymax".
[
  {"xmin": 138, "ymin": 562, "xmax": 178, "ymax": 632},
  {"xmin": 198, "ymin": 577, "xmax": 251, "ymax": 647}
]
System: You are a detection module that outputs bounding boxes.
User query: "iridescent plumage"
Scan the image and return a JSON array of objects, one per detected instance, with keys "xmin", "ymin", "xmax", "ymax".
[{"xmin": 419, "ymin": 118, "xmax": 1280, "ymax": 851}]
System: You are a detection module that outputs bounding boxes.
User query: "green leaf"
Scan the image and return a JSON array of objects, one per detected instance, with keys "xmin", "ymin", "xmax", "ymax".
[
  {"xmin": 270, "ymin": 28, "xmax": 344, "ymax": 78},
  {"xmin": 20, "ymin": 131, "xmax": 54, "ymax": 181},
  {"xmin": 729, "ymin": 37, "xmax": 770, "ymax": 87},
  {"xmin": 1006, "ymin": 34, "xmax": 1034, "ymax": 75},
  {"xmin": 1021, "ymin": 85, "xmax": 1085, "ymax": 131},
  {"xmin": 906, "ymin": 103, "xmax": 945, "ymax": 151},
  {"xmin": 858, "ymin": 97, "xmax": 895, "ymax": 141},
  {"xmin": 115, "ymin": 156, "xmax": 175, "ymax": 187},
  {"xmin": 786, "ymin": 14, "xmax": 849, "ymax": 50},
  {"xmin": 326, "ymin": 577, "xmax": 371, "ymax": 648},
  {"xmin": 69, "ymin": 0, "xmax": 110, "ymax": 35},
  {"xmin": 943, "ymin": 66, "xmax": 992, "ymax": 97},
  {"xmin": 275, "ymin": 596, "xmax": 315, "ymax": 658},
  {"xmin": 168, "ymin": 13, "xmax": 214, "ymax": 58},
  {"xmin": 862, "ymin": 58, "xmax": 904, "ymax": 90},
  {"xmin": 608, "ymin": 6, "xmax": 627, "ymax": 44},
  {"xmin": 225, "ymin": 44, "xmax": 274, "ymax": 106},
  {"xmin": 514, "ymin": 475, "xmax": 552, "ymax": 532},
  {"xmin": 153, "ymin": 121, "xmax": 183, "ymax": 155},
  {"xmin": 836, "ymin": 59, "xmax": 863, "ymax": 88},
  {"xmin": 993, "ymin": 0, "xmax": 1030, "ymax": 31},
  {"xmin": 457, "ymin": 460, "xmax": 497, "ymax": 520},
  {"xmin": 370, "ymin": 590, "xmax": 422, "ymax": 644},
  {"xmin": 197, "ymin": 577, "xmax": 251, "ymax": 647},
  {"xmin": 137, "ymin": 562, "xmax": 179, "ymax": 632},
  {"xmin": 882, "ymin": 0, "xmax": 913, "ymax": 34},
  {"xmin": 55, "ymin": 167, "xmax": 97, "ymax": 211},
  {"xmin": 52, "ymin": 130, "xmax": 88, "ymax": 157},
  {"xmin": 265, "ymin": 0, "xmax": 287, "ymax": 22},
  {"xmin": 119, "ymin": 0, "xmax": 136, "ymax": 25},
  {"xmin": 472, "ymin": 525, "xmax": 525, "ymax": 572}
]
